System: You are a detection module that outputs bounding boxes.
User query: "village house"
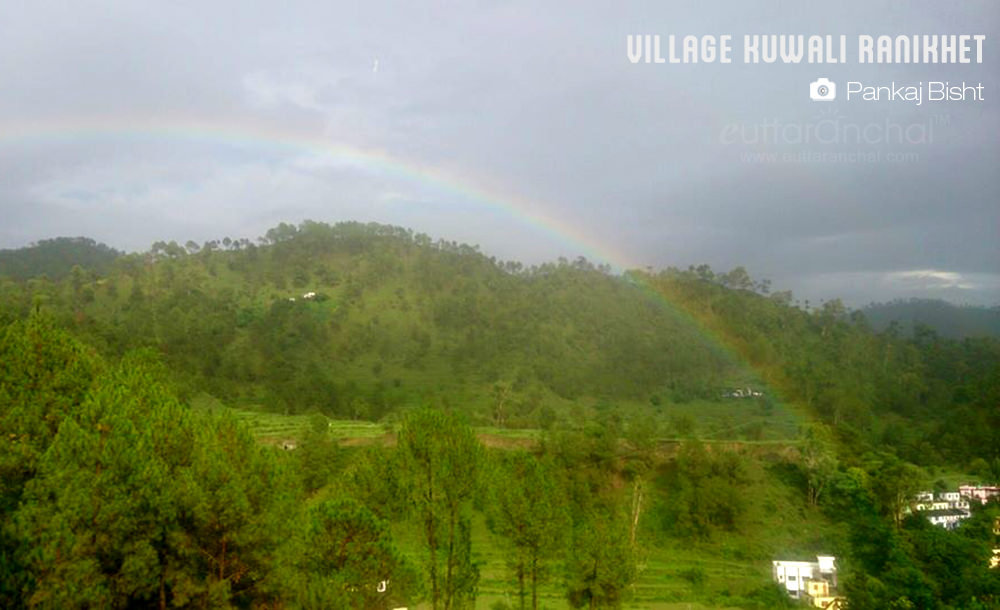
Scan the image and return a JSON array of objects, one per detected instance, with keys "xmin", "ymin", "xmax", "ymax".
[
  {"xmin": 772, "ymin": 556, "xmax": 840, "ymax": 607},
  {"xmin": 913, "ymin": 500, "xmax": 952, "ymax": 512},
  {"xmin": 925, "ymin": 508, "xmax": 969, "ymax": 530},
  {"xmin": 959, "ymin": 485, "xmax": 1000, "ymax": 505},
  {"xmin": 911, "ymin": 489, "xmax": 976, "ymax": 529},
  {"xmin": 917, "ymin": 498, "xmax": 969, "ymax": 511}
]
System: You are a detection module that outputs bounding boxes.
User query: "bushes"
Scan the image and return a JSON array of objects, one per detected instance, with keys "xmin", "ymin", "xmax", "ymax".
[{"xmin": 657, "ymin": 442, "xmax": 749, "ymax": 540}]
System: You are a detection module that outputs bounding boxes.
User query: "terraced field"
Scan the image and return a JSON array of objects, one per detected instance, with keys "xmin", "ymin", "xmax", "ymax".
[
  {"xmin": 390, "ymin": 513, "xmax": 774, "ymax": 610},
  {"xmin": 663, "ymin": 398, "xmax": 801, "ymax": 442},
  {"xmin": 188, "ymin": 394, "xmax": 822, "ymax": 609},
  {"xmin": 232, "ymin": 410, "xmax": 387, "ymax": 444}
]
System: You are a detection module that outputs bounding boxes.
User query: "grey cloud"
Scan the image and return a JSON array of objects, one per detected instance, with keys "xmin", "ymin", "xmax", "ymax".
[{"xmin": 0, "ymin": 0, "xmax": 996, "ymax": 307}]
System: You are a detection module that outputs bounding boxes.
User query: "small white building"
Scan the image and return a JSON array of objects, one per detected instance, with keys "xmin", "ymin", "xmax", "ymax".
[
  {"xmin": 911, "ymin": 489, "xmax": 975, "ymax": 528},
  {"xmin": 773, "ymin": 561, "xmax": 814, "ymax": 598},
  {"xmin": 772, "ymin": 556, "xmax": 837, "ymax": 599},
  {"xmin": 940, "ymin": 491, "xmax": 961, "ymax": 503},
  {"xmin": 925, "ymin": 508, "xmax": 969, "ymax": 530}
]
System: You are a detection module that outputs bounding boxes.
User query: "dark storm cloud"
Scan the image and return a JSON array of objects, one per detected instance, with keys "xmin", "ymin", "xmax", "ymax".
[{"xmin": 0, "ymin": 0, "xmax": 996, "ymax": 305}]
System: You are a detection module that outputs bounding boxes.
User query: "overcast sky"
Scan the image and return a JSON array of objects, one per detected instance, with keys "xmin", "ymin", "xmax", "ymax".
[{"xmin": 0, "ymin": 1, "xmax": 997, "ymax": 306}]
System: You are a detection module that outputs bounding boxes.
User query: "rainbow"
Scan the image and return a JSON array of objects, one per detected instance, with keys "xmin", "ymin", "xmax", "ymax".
[
  {"xmin": 0, "ymin": 116, "xmax": 641, "ymax": 272},
  {"xmin": 0, "ymin": 116, "xmax": 792, "ymax": 420}
]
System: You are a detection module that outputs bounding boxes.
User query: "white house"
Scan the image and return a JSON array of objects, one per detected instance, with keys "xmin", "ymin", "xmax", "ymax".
[
  {"xmin": 911, "ymin": 489, "xmax": 975, "ymax": 528},
  {"xmin": 773, "ymin": 561, "xmax": 815, "ymax": 598},
  {"xmin": 925, "ymin": 508, "xmax": 968, "ymax": 530},
  {"xmin": 772, "ymin": 556, "xmax": 837, "ymax": 599},
  {"xmin": 940, "ymin": 491, "xmax": 961, "ymax": 503}
]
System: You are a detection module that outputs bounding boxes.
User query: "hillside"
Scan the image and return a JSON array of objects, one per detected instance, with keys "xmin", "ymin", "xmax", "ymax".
[
  {"xmin": 0, "ymin": 236, "xmax": 121, "ymax": 281},
  {"xmin": 2, "ymin": 220, "xmax": 1000, "ymax": 609},
  {"xmin": 642, "ymin": 268, "xmax": 1000, "ymax": 471},
  {"xmin": 1, "ymin": 221, "xmax": 998, "ymax": 465},
  {"xmin": 0, "ymin": 221, "xmax": 785, "ymax": 436}
]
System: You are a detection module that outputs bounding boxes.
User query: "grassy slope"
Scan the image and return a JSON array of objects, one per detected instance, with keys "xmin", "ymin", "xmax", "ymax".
[
  {"xmin": 212, "ymin": 397, "xmax": 803, "ymax": 446},
  {"xmin": 196, "ymin": 397, "xmax": 830, "ymax": 609},
  {"xmin": 396, "ymin": 456, "xmax": 837, "ymax": 610}
]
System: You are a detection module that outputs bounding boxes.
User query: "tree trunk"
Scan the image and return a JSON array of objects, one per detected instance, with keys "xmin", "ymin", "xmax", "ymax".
[
  {"xmin": 519, "ymin": 565, "xmax": 526, "ymax": 610},
  {"xmin": 530, "ymin": 556, "xmax": 538, "ymax": 610},
  {"xmin": 220, "ymin": 538, "xmax": 226, "ymax": 582},
  {"xmin": 425, "ymin": 461, "xmax": 439, "ymax": 610},
  {"xmin": 630, "ymin": 479, "xmax": 644, "ymax": 547},
  {"xmin": 159, "ymin": 570, "xmax": 166, "ymax": 610},
  {"xmin": 445, "ymin": 506, "xmax": 456, "ymax": 610},
  {"xmin": 427, "ymin": 513, "xmax": 438, "ymax": 610}
]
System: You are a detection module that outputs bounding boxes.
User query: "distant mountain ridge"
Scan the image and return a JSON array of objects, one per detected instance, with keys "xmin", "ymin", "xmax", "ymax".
[
  {"xmin": 0, "ymin": 237, "xmax": 121, "ymax": 280},
  {"xmin": 862, "ymin": 298, "xmax": 1000, "ymax": 339}
]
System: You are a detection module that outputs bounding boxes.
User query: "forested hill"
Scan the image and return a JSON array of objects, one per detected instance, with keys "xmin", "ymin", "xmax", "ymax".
[
  {"xmin": 1, "ymin": 220, "xmax": 997, "ymax": 470},
  {"xmin": 641, "ymin": 268, "xmax": 1000, "ymax": 471},
  {"xmin": 0, "ymin": 221, "xmax": 744, "ymax": 425},
  {"xmin": 862, "ymin": 298, "xmax": 1000, "ymax": 339},
  {"xmin": 0, "ymin": 237, "xmax": 121, "ymax": 281},
  {"xmin": 3, "ymin": 221, "xmax": 998, "ymax": 610}
]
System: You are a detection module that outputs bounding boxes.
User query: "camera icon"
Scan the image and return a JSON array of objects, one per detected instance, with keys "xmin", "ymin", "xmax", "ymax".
[{"xmin": 809, "ymin": 78, "xmax": 836, "ymax": 101}]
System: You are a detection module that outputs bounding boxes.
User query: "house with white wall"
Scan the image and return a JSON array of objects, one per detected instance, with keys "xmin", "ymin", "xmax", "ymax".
[
  {"xmin": 925, "ymin": 508, "xmax": 968, "ymax": 530},
  {"xmin": 772, "ymin": 556, "xmax": 837, "ymax": 604},
  {"xmin": 915, "ymin": 490, "xmax": 934, "ymax": 502},
  {"xmin": 911, "ymin": 489, "xmax": 974, "ymax": 528}
]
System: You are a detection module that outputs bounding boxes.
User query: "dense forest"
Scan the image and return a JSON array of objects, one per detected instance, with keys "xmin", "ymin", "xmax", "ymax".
[
  {"xmin": 1, "ymin": 221, "xmax": 999, "ymax": 609},
  {"xmin": 0, "ymin": 221, "xmax": 742, "ymax": 424},
  {"xmin": 0, "ymin": 237, "xmax": 121, "ymax": 281}
]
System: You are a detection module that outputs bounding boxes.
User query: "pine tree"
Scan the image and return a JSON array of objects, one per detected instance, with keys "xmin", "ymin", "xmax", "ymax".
[
  {"xmin": 565, "ymin": 507, "xmax": 636, "ymax": 610},
  {"xmin": 398, "ymin": 408, "xmax": 482, "ymax": 609},
  {"xmin": 487, "ymin": 452, "xmax": 568, "ymax": 610}
]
